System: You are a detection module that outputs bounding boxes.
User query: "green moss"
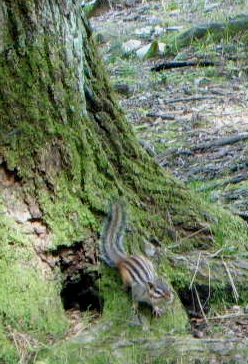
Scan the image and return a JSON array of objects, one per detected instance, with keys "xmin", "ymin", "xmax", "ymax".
[
  {"xmin": 37, "ymin": 178, "xmax": 97, "ymax": 247},
  {"xmin": 37, "ymin": 340, "xmax": 121, "ymax": 364},
  {"xmin": 0, "ymin": 325, "xmax": 19, "ymax": 364},
  {"xmin": 0, "ymin": 263, "xmax": 66, "ymax": 334},
  {"xmin": 0, "ymin": 204, "xmax": 68, "ymax": 363},
  {"xmin": 211, "ymin": 282, "xmax": 248, "ymax": 307},
  {"xmin": 199, "ymin": 200, "xmax": 248, "ymax": 251}
]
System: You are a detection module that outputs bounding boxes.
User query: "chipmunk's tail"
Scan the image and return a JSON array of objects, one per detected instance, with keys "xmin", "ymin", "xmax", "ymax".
[{"xmin": 101, "ymin": 200, "xmax": 127, "ymax": 268}]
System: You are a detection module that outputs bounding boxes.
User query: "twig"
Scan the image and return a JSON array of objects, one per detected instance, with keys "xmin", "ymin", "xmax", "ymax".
[
  {"xmin": 222, "ymin": 257, "xmax": 239, "ymax": 302},
  {"xmin": 169, "ymin": 227, "xmax": 210, "ymax": 249},
  {"xmin": 189, "ymin": 252, "xmax": 202, "ymax": 290},
  {"xmin": 194, "ymin": 286, "xmax": 208, "ymax": 323},
  {"xmin": 203, "ymin": 261, "xmax": 211, "ymax": 309},
  {"xmin": 208, "ymin": 313, "xmax": 248, "ymax": 320},
  {"xmin": 208, "ymin": 247, "xmax": 224, "ymax": 258}
]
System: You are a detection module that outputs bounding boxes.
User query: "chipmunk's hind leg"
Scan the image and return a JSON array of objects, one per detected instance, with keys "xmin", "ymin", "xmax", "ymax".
[{"xmin": 118, "ymin": 261, "xmax": 133, "ymax": 291}]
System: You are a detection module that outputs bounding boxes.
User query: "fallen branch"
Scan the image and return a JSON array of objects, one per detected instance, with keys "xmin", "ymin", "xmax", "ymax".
[
  {"xmin": 146, "ymin": 112, "xmax": 175, "ymax": 120},
  {"xmin": 151, "ymin": 60, "xmax": 215, "ymax": 72},
  {"xmin": 192, "ymin": 133, "xmax": 248, "ymax": 151},
  {"xmin": 165, "ymin": 95, "xmax": 217, "ymax": 104},
  {"xmin": 174, "ymin": 18, "xmax": 248, "ymax": 48},
  {"xmin": 199, "ymin": 173, "xmax": 248, "ymax": 192}
]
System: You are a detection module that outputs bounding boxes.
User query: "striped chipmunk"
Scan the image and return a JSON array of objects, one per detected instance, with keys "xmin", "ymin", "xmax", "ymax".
[{"xmin": 101, "ymin": 200, "xmax": 173, "ymax": 316}]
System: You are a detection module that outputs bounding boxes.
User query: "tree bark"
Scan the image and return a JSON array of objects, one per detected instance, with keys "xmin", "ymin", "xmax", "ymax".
[{"xmin": 0, "ymin": 1, "xmax": 247, "ymax": 363}]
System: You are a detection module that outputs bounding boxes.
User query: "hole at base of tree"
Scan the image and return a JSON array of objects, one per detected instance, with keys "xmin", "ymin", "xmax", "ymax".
[
  {"xmin": 61, "ymin": 270, "xmax": 103, "ymax": 313},
  {"xmin": 38, "ymin": 240, "xmax": 103, "ymax": 314}
]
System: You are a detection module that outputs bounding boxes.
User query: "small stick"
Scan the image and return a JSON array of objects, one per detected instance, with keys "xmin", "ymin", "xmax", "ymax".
[
  {"xmin": 208, "ymin": 313, "xmax": 248, "ymax": 320},
  {"xmin": 222, "ymin": 257, "xmax": 239, "ymax": 302},
  {"xmin": 164, "ymin": 96, "xmax": 217, "ymax": 104},
  {"xmin": 194, "ymin": 286, "xmax": 208, "ymax": 323},
  {"xmin": 203, "ymin": 261, "xmax": 211, "ymax": 309},
  {"xmin": 208, "ymin": 247, "xmax": 224, "ymax": 258},
  {"xmin": 189, "ymin": 252, "xmax": 202, "ymax": 290},
  {"xmin": 170, "ymin": 227, "xmax": 209, "ymax": 249}
]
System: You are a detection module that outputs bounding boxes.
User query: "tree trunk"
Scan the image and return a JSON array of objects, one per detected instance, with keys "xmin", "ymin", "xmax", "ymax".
[{"xmin": 0, "ymin": 1, "xmax": 247, "ymax": 363}]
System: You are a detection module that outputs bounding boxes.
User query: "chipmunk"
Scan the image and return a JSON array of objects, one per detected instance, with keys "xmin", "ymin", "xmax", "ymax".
[{"xmin": 101, "ymin": 200, "xmax": 173, "ymax": 316}]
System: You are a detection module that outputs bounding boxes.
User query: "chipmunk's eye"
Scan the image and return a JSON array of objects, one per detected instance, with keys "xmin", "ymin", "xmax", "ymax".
[{"xmin": 152, "ymin": 287, "xmax": 165, "ymax": 298}]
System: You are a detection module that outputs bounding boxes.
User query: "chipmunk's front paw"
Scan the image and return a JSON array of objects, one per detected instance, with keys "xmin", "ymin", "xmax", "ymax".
[{"xmin": 153, "ymin": 306, "xmax": 165, "ymax": 317}]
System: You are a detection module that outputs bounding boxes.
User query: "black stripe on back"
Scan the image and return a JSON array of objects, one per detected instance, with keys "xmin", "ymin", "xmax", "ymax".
[
  {"xmin": 131, "ymin": 255, "xmax": 154, "ymax": 281},
  {"xmin": 121, "ymin": 259, "xmax": 145, "ymax": 285}
]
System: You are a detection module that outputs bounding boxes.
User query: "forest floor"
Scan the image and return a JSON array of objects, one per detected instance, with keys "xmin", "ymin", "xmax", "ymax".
[
  {"xmin": 89, "ymin": 0, "xmax": 248, "ymax": 345},
  {"xmin": 91, "ymin": 0, "xmax": 248, "ymax": 223}
]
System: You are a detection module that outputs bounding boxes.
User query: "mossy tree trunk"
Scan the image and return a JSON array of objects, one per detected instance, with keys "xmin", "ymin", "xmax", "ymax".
[
  {"xmin": 1, "ymin": 1, "xmax": 247, "ymax": 363},
  {"xmin": 0, "ymin": 0, "xmax": 213, "ymax": 256}
]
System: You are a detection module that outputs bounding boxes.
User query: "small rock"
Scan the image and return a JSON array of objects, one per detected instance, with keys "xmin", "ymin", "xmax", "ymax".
[
  {"xmin": 136, "ymin": 41, "xmax": 158, "ymax": 59},
  {"xmin": 158, "ymin": 42, "xmax": 166, "ymax": 54},
  {"xmin": 122, "ymin": 39, "xmax": 141, "ymax": 53}
]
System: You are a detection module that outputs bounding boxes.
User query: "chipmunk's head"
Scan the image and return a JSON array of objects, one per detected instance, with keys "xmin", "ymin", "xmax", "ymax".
[{"xmin": 148, "ymin": 280, "xmax": 174, "ymax": 302}]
